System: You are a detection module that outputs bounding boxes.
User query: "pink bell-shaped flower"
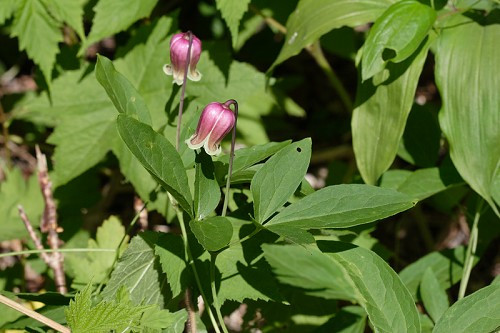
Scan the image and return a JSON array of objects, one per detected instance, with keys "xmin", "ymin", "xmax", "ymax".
[
  {"xmin": 186, "ymin": 102, "xmax": 236, "ymax": 156},
  {"xmin": 163, "ymin": 32, "xmax": 202, "ymax": 85}
]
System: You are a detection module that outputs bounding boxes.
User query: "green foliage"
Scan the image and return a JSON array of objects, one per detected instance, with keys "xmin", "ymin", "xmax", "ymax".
[
  {"xmin": 420, "ymin": 268, "xmax": 449, "ymax": 323},
  {"xmin": 194, "ymin": 151, "xmax": 220, "ymax": 220},
  {"xmin": 215, "ymin": 0, "xmax": 251, "ymax": 47},
  {"xmin": 190, "ymin": 216, "xmax": 233, "ymax": 252}
]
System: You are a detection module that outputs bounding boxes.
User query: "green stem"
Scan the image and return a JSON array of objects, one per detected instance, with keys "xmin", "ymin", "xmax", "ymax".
[
  {"xmin": 176, "ymin": 210, "xmax": 222, "ymax": 333},
  {"xmin": 458, "ymin": 199, "xmax": 483, "ymax": 300},
  {"xmin": 210, "ymin": 253, "xmax": 229, "ymax": 333}
]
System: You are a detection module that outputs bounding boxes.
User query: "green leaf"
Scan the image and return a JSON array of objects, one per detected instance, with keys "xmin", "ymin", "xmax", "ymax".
[
  {"xmin": 0, "ymin": 0, "xmax": 17, "ymax": 24},
  {"xmin": 3, "ymin": 306, "xmax": 66, "ymax": 329},
  {"xmin": 352, "ymin": 37, "xmax": 430, "ymax": 185},
  {"xmin": 327, "ymin": 306, "xmax": 367, "ymax": 333},
  {"xmin": 421, "ymin": 268, "xmax": 449, "ymax": 323},
  {"xmin": 190, "ymin": 217, "xmax": 233, "ymax": 252},
  {"xmin": 0, "ymin": 168, "xmax": 44, "ymax": 242},
  {"xmin": 116, "ymin": 115, "xmax": 193, "ymax": 216},
  {"xmin": 66, "ymin": 284, "xmax": 150, "ymax": 333},
  {"xmin": 10, "ymin": 0, "xmax": 63, "ymax": 83},
  {"xmin": 262, "ymin": 244, "xmax": 357, "ymax": 300},
  {"xmin": 95, "ymin": 54, "xmax": 152, "ymax": 125},
  {"xmin": 272, "ymin": 0, "xmax": 395, "ymax": 68},
  {"xmin": 101, "ymin": 232, "xmax": 168, "ymax": 307},
  {"xmin": 433, "ymin": 283, "xmax": 500, "ymax": 333},
  {"xmin": 141, "ymin": 308, "xmax": 187, "ymax": 331},
  {"xmin": 155, "ymin": 233, "xmax": 188, "ymax": 298},
  {"xmin": 194, "ymin": 151, "xmax": 221, "ymax": 220},
  {"xmin": 318, "ymin": 241, "xmax": 420, "ymax": 333},
  {"xmin": 215, "ymin": 0, "xmax": 251, "ymax": 47},
  {"xmin": 65, "ymin": 216, "xmax": 126, "ymax": 286},
  {"xmin": 40, "ymin": 0, "xmax": 84, "ymax": 39},
  {"xmin": 361, "ymin": 0, "xmax": 436, "ymax": 80},
  {"xmin": 251, "ymin": 138, "xmax": 312, "ymax": 223},
  {"xmin": 435, "ymin": 14, "xmax": 500, "ymax": 211},
  {"xmin": 265, "ymin": 184, "xmax": 416, "ymax": 235},
  {"xmin": 82, "ymin": 0, "xmax": 158, "ymax": 52}
]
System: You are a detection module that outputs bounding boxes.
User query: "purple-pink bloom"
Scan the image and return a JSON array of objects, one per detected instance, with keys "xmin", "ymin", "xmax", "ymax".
[
  {"xmin": 186, "ymin": 102, "xmax": 236, "ymax": 156},
  {"xmin": 163, "ymin": 32, "xmax": 202, "ymax": 85}
]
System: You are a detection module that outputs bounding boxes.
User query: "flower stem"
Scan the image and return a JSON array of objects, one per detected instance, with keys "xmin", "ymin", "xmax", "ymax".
[
  {"xmin": 458, "ymin": 199, "xmax": 484, "ymax": 300},
  {"xmin": 176, "ymin": 210, "xmax": 221, "ymax": 333},
  {"xmin": 176, "ymin": 31, "xmax": 194, "ymax": 151},
  {"xmin": 210, "ymin": 253, "xmax": 229, "ymax": 333},
  {"xmin": 221, "ymin": 100, "xmax": 238, "ymax": 217}
]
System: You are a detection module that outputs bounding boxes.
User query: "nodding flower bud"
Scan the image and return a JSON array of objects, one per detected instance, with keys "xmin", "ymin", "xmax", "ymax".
[
  {"xmin": 163, "ymin": 32, "xmax": 202, "ymax": 85},
  {"xmin": 186, "ymin": 102, "xmax": 236, "ymax": 156}
]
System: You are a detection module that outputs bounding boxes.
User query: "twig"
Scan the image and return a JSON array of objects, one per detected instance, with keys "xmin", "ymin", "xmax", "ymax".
[
  {"xmin": 184, "ymin": 288, "xmax": 197, "ymax": 333},
  {"xmin": 18, "ymin": 206, "xmax": 51, "ymax": 265},
  {"xmin": 35, "ymin": 145, "xmax": 66, "ymax": 294},
  {"xmin": 0, "ymin": 294, "xmax": 70, "ymax": 333}
]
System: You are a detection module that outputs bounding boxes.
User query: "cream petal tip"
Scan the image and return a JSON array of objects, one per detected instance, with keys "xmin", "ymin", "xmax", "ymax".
[
  {"xmin": 188, "ymin": 70, "xmax": 202, "ymax": 82},
  {"xmin": 163, "ymin": 64, "xmax": 173, "ymax": 75}
]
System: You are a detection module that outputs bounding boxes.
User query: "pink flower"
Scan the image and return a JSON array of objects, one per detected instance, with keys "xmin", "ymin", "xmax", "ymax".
[
  {"xmin": 186, "ymin": 102, "xmax": 236, "ymax": 156},
  {"xmin": 163, "ymin": 32, "xmax": 202, "ymax": 85}
]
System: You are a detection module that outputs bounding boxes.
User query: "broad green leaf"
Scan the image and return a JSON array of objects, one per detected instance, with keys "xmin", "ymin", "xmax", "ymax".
[
  {"xmin": 190, "ymin": 217, "xmax": 233, "ymax": 252},
  {"xmin": 141, "ymin": 308, "xmax": 187, "ymax": 331},
  {"xmin": 0, "ymin": 168, "xmax": 44, "ymax": 242},
  {"xmin": 318, "ymin": 241, "xmax": 420, "ymax": 333},
  {"xmin": 3, "ymin": 306, "xmax": 66, "ymax": 329},
  {"xmin": 155, "ymin": 233, "xmax": 187, "ymax": 298},
  {"xmin": 265, "ymin": 184, "xmax": 416, "ymax": 235},
  {"xmin": 66, "ymin": 284, "xmax": 150, "ymax": 332},
  {"xmin": 101, "ymin": 232, "xmax": 168, "ymax": 306},
  {"xmin": 40, "ymin": 0, "xmax": 84, "ymax": 39},
  {"xmin": 95, "ymin": 55, "xmax": 152, "ymax": 125},
  {"xmin": 216, "ymin": 140, "xmax": 291, "ymax": 175},
  {"xmin": 272, "ymin": 0, "xmax": 395, "ymax": 68},
  {"xmin": 361, "ymin": 0, "xmax": 436, "ymax": 80},
  {"xmin": 82, "ymin": 0, "xmax": 158, "ymax": 52},
  {"xmin": 116, "ymin": 115, "xmax": 193, "ymax": 216},
  {"xmin": 352, "ymin": 38, "xmax": 430, "ymax": 185},
  {"xmin": 262, "ymin": 244, "xmax": 357, "ymax": 300},
  {"xmin": 215, "ymin": 0, "xmax": 251, "ymax": 47},
  {"xmin": 0, "ymin": 0, "xmax": 16, "ymax": 24},
  {"xmin": 65, "ymin": 216, "xmax": 125, "ymax": 286},
  {"xmin": 251, "ymin": 138, "xmax": 312, "ymax": 223},
  {"xmin": 421, "ymin": 268, "xmax": 449, "ymax": 323},
  {"xmin": 433, "ymin": 283, "xmax": 500, "ymax": 333},
  {"xmin": 379, "ymin": 169, "xmax": 413, "ymax": 189},
  {"xmin": 194, "ymin": 151, "xmax": 221, "ymax": 220},
  {"xmin": 10, "ymin": 0, "xmax": 63, "ymax": 82},
  {"xmin": 328, "ymin": 306, "xmax": 367, "ymax": 333},
  {"xmin": 435, "ymin": 15, "xmax": 500, "ymax": 211}
]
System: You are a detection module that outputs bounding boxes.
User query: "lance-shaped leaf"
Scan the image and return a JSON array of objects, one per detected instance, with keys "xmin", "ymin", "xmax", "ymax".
[
  {"xmin": 361, "ymin": 0, "xmax": 436, "ymax": 80},
  {"xmin": 272, "ymin": 0, "xmax": 395, "ymax": 68},
  {"xmin": 116, "ymin": 115, "xmax": 193, "ymax": 216},
  {"xmin": 352, "ymin": 38, "xmax": 430, "ymax": 185},
  {"xmin": 265, "ymin": 184, "xmax": 416, "ymax": 235},
  {"xmin": 436, "ymin": 14, "xmax": 500, "ymax": 212},
  {"xmin": 420, "ymin": 268, "xmax": 449, "ymax": 323},
  {"xmin": 251, "ymin": 138, "xmax": 311, "ymax": 223}
]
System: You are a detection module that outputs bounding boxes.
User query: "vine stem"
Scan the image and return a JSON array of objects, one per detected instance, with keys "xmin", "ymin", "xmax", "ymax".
[
  {"xmin": 458, "ymin": 199, "xmax": 483, "ymax": 300},
  {"xmin": 176, "ymin": 31, "xmax": 194, "ymax": 150},
  {"xmin": 176, "ymin": 210, "xmax": 221, "ymax": 333},
  {"xmin": 210, "ymin": 253, "xmax": 229, "ymax": 333},
  {"xmin": 221, "ymin": 99, "xmax": 238, "ymax": 217},
  {"xmin": 0, "ymin": 294, "xmax": 70, "ymax": 333}
]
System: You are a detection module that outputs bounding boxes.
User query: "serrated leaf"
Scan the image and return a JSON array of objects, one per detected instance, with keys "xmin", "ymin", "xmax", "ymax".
[
  {"xmin": 10, "ymin": 0, "xmax": 63, "ymax": 83},
  {"xmin": 101, "ymin": 232, "xmax": 168, "ymax": 307},
  {"xmin": 65, "ymin": 216, "xmax": 125, "ymax": 286},
  {"xmin": 155, "ymin": 233, "xmax": 188, "ymax": 298},
  {"xmin": 318, "ymin": 241, "xmax": 420, "ymax": 333},
  {"xmin": 271, "ymin": 0, "xmax": 395, "ymax": 68},
  {"xmin": 361, "ymin": 0, "xmax": 436, "ymax": 80},
  {"xmin": 0, "ymin": 0, "xmax": 17, "ymax": 24},
  {"xmin": 116, "ymin": 114, "xmax": 193, "ymax": 216},
  {"xmin": 194, "ymin": 151, "xmax": 220, "ymax": 220},
  {"xmin": 421, "ymin": 268, "xmax": 449, "ymax": 323},
  {"xmin": 433, "ymin": 283, "xmax": 500, "ymax": 333},
  {"xmin": 0, "ymin": 168, "xmax": 44, "ymax": 242},
  {"xmin": 262, "ymin": 244, "xmax": 357, "ymax": 300},
  {"xmin": 190, "ymin": 217, "xmax": 233, "ymax": 252},
  {"xmin": 435, "ymin": 14, "xmax": 500, "ymax": 212},
  {"xmin": 265, "ymin": 184, "xmax": 416, "ymax": 236},
  {"xmin": 251, "ymin": 138, "xmax": 311, "ymax": 223},
  {"xmin": 40, "ymin": 0, "xmax": 84, "ymax": 39},
  {"xmin": 82, "ymin": 0, "xmax": 158, "ymax": 51},
  {"xmin": 96, "ymin": 54, "xmax": 152, "ymax": 125},
  {"xmin": 352, "ymin": 37, "xmax": 430, "ymax": 185},
  {"xmin": 215, "ymin": 0, "xmax": 250, "ymax": 47}
]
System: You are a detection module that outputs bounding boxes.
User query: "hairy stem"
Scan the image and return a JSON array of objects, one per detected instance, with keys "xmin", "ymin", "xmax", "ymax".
[
  {"xmin": 176, "ymin": 31, "xmax": 194, "ymax": 151},
  {"xmin": 221, "ymin": 99, "xmax": 238, "ymax": 217},
  {"xmin": 458, "ymin": 199, "xmax": 483, "ymax": 300},
  {"xmin": 0, "ymin": 294, "xmax": 70, "ymax": 333}
]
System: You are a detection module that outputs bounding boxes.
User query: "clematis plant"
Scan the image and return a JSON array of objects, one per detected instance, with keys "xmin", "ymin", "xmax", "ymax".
[{"xmin": 163, "ymin": 31, "xmax": 202, "ymax": 85}]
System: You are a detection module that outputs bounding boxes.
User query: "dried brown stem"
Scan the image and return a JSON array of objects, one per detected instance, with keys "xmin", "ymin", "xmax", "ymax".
[
  {"xmin": 185, "ymin": 288, "xmax": 197, "ymax": 333},
  {"xmin": 18, "ymin": 205, "xmax": 51, "ymax": 264}
]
